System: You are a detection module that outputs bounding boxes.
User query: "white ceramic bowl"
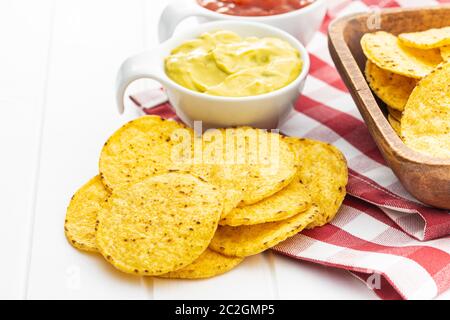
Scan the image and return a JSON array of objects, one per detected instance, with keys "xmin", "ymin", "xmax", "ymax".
[
  {"xmin": 158, "ymin": 0, "xmax": 327, "ymax": 45},
  {"xmin": 116, "ymin": 21, "xmax": 310, "ymax": 129}
]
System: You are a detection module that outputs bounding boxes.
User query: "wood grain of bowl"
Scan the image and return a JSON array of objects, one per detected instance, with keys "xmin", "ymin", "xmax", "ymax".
[{"xmin": 328, "ymin": 5, "xmax": 450, "ymax": 209}]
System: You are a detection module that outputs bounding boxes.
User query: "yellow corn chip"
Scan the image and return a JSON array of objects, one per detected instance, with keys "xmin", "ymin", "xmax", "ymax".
[
  {"xmin": 399, "ymin": 27, "xmax": 450, "ymax": 49},
  {"xmin": 96, "ymin": 173, "xmax": 223, "ymax": 276},
  {"xmin": 219, "ymin": 170, "xmax": 311, "ymax": 226},
  {"xmin": 99, "ymin": 115, "xmax": 191, "ymax": 190},
  {"xmin": 287, "ymin": 138, "xmax": 348, "ymax": 228},
  {"xmin": 365, "ymin": 60, "xmax": 416, "ymax": 111},
  {"xmin": 193, "ymin": 128, "xmax": 298, "ymax": 207},
  {"xmin": 65, "ymin": 176, "xmax": 109, "ymax": 252},
  {"xmin": 361, "ymin": 31, "xmax": 442, "ymax": 79},
  {"xmin": 210, "ymin": 207, "xmax": 318, "ymax": 257},
  {"xmin": 401, "ymin": 61, "xmax": 450, "ymax": 158},
  {"xmin": 210, "ymin": 138, "xmax": 348, "ymax": 257}
]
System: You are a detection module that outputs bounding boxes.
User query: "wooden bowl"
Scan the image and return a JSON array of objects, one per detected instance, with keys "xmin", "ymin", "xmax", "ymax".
[{"xmin": 328, "ymin": 5, "xmax": 450, "ymax": 209}]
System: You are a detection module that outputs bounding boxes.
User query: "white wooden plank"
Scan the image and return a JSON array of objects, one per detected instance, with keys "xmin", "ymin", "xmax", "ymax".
[
  {"xmin": 271, "ymin": 252, "xmax": 378, "ymax": 299},
  {"xmin": 0, "ymin": 0, "xmax": 54, "ymax": 299},
  {"xmin": 153, "ymin": 253, "xmax": 276, "ymax": 299},
  {"xmin": 26, "ymin": 0, "xmax": 149, "ymax": 299}
]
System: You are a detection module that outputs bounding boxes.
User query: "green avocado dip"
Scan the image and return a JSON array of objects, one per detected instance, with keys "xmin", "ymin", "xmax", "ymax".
[{"xmin": 164, "ymin": 30, "xmax": 302, "ymax": 97}]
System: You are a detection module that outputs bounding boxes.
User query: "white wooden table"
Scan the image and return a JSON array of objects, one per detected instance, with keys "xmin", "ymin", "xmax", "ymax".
[{"xmin": 1, "ymin": 0, "xmax": 447, "ymax": 300}]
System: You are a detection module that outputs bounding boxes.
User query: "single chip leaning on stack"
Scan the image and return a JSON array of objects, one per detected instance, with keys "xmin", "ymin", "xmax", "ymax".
[
  {"xmin": 99, "ymin": 116, "xmax": 192, "ymax": 190},
  {"xmin": 210, "ymin": 206, "xmax": 319, "ymax": 257},
  {"xmin": 219, "ymin": 170, "xmax": 311, "ymax": 226},
  {"xmin": 159, "ymin": 249, "xmax": 244, "ymax": 279},
  {"xmin": 401, "ymin": 60, "xmax": 450, "ymax": 159},
  {"xmin": 65, "ymin": 175, "xmax": 109, "ymax": 252},
  {"xmin": 364, "ymin": 60, "xmax": 416, "ymax": 111},
  {"xmin": 361, "ymin": 31, "xmax": 442, "ymax": 79},
  {"xmin": 399, "ymin": 26, "xmax": 450, "ymax": 49},
  {"xmin": 96, "ymin": 172, "xmax": 223, "ymax": 276},
  {"xmin": 210, "ymin": 138, "xmax": 348, "ymax": 257}
]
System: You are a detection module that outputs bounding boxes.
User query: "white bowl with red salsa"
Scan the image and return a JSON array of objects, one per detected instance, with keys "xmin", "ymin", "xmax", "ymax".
[
  {"xmin": 158, "ymin": 0, "xmax": 326, "ymax": 45},
  {"xmin": 198, "ymin": 0, "xmax": 316, "ymax": 17}
]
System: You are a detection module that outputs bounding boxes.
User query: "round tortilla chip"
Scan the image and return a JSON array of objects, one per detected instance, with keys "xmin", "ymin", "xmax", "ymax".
[
  {"xmin": 387, "ymin": 106, "xmax": 403, "ymax": 121},
  {"xmin": 159, "ymin": 249, "xmax": 243, "ymax": 279},
  {"xmin": 240, "ymin": 132, "xmax": 298, "ymax": 205},
  {"xmin": 220, "ymin": 170, "xmax": 311, "ymax": 227},
  {"xmin": 286, "ymin": 138, "xmax": 348, "ymax": 228},
  {"xmin": 399, "ymin": 27, "xmax": 450, "ymax": 49},
  {"xmin": 193, "ymin": 128, "xmax": 298, "ymax": 207},
  {"xmin": 209, "ymin": 207, "xmax": 319, "ymax": 257},
  {"xmin": 190, "ymin": 162, "xmax": 243, "ymax": 218},
  {"xmin": 401, "ymin": 61, "xmax": 450, "ymax": 159},
  {"xmin": 65, "ymin": 176, "xmax": 109, "ymax": 252},
  {"xmin": 441, "ymin": 45, "xmax": 450, "ymax": 61},
  {"xmin": 365, "ymin": 60, "xmax": 416, "ymax": 111},
  {"xmin": 361, "ymin": 31, "xmax": 442, "ymax": 79},
  {"xmin": 99, "ymin": 115, "xmax": 191, "ymax": 190},
  {"xmin": 388, "ymin": 114, "xmax": 401, "ymax": 136},
  {"xmin": 211, "ymin": 138, "xmax": 347, "ymax": 257},
  {"xmin": 96, "ymin": 172, "xmax": 223, "ymax": 276}
]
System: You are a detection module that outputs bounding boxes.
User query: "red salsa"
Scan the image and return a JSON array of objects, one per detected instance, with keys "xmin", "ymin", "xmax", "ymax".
[{"xmin": 197, "ymin": 0, "xmax": 316, "ymax": 17}]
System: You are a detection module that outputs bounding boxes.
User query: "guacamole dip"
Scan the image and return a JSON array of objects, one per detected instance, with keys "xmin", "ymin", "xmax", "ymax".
[{"xmin": 164, "ymin": 31, "xmax": 302, "ymax": 97}]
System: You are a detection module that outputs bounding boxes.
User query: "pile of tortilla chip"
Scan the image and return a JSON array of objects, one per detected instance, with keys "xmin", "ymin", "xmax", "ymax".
[
  {"xmin": 65, "ymin": 115, "xmax": 348, "ymax": 279},
  {"xmin": 361, "ymin": 27, "xmax": 450, "ymax": 159}
]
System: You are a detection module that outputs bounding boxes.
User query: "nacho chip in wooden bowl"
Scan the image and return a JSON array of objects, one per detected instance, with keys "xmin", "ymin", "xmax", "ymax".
[
  {"xmin": 328, "ymin": 5, "xmax": 450, "ymax": 209},
  {"xmin": 401, "ymin": 60, "xmax": 450, "ymax": 159},
  {"xmin": 399, "ymin": 26, "xmax": 450, "ymax": 49},
  {"xmin": 364, "ymin": 60, "xmax": 416, "ymax": 111}
]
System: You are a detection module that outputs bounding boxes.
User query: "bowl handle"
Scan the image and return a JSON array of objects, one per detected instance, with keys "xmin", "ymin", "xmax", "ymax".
[
  {"xmin": 158, "ymin": 0, "xmax": 204, "ymax": 42},
  {"xmin": 116, "ymin": 49, "xmax": 166, "ymax": 114}
]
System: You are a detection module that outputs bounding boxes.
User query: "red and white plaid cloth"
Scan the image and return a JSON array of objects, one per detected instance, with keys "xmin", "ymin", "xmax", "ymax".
[{"xmin": 130, "ymin": 0, "xmax": 450, "ymax": 300}]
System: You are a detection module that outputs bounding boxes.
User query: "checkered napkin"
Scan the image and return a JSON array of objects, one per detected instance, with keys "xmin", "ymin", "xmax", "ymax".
[{"xmin": 129, "ymin": 0, "xmax": 450, "ymax": 300}]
